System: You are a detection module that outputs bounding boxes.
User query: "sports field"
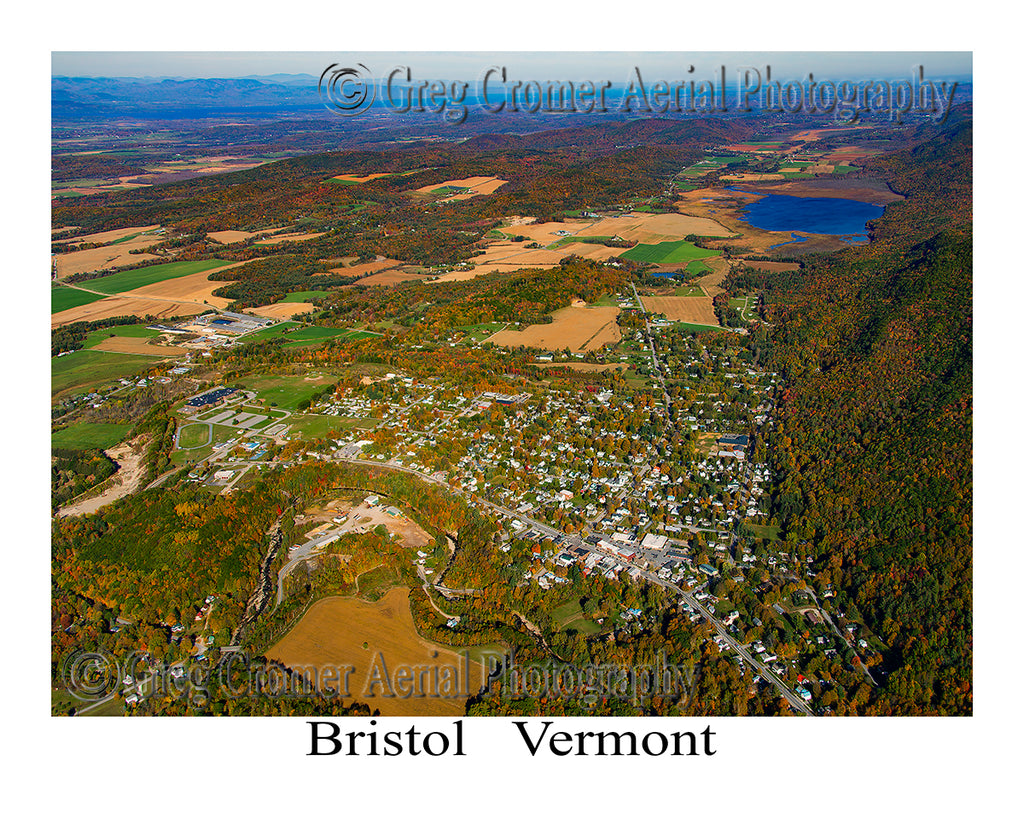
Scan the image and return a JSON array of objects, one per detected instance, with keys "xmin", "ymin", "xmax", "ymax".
[
  {"xmin": 266, "ymin": 587, "xmax": 484, "ymax": 717},
  {"xmin": 177, "ymin": 423, "xmax": 212, "ymax": 449},
  {"xmin": 620, "ymin": 240, "xmax": 721, "ymax": 265}
]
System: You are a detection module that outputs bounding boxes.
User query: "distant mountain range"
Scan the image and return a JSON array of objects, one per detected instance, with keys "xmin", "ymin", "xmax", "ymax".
[{"xmin": 52, "ymin": 76, "xmax": 323, "ymax": 119}]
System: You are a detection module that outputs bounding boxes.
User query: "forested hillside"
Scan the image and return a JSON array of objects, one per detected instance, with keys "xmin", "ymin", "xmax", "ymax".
[{"xmin": 760, "ymin": 122, "xmax": 972, "ymax": 714}]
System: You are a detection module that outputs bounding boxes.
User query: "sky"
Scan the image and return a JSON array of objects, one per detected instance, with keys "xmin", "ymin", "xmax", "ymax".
[{"xmin": 51, "ymin": 51, "xmax": 973, "ymax": 82}]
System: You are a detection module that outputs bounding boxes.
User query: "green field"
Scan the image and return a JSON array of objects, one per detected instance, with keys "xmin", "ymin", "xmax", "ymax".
[
  {"xmin": 52, "ymin": 287, "xmax": 107, "ymax": 314},
  {"xmin": 343, "ymin": 330, "xmax": 381, "ymax": 341},
  {"xmin": 685, "ymin": 259, "xmax": 712, "ymax": 275},
  {"xmin": 86, "ymin": 259, "xmax": 230, "ymax": 295},
  {"xmin": 621, "ymin": 240, "xmax": 721, "ymax": 265},
  {"xmin": 280, "ymin": 326, "xmax": 350, "ymax": 349},
  {"xmin": 178, "ymin": 423, "xmax": 212, "ymax": 449},
  {"xmin": 240, "ymin": 321, "xmax": 300, "ymax": 342},
  {"xmin": 239, "ymin": 374, "xmax": 337, "ymax": 411},
  {"xmin": 833, "ymin": 165, "xmax": 855, "ymax": 175},
  {"xmin": 52, "ymin": 350, "xmax": 155, "ymax": 398},
  {"xmin": 82, "ymin": 324, "xmax": 162, "ymax": 348},
  {"xmin": 51, "ymin": 422, "xmax": 131, "ymax": 450},
  {"xmin": 674, "ymin": 285, "xmax": 706, "ymax": 297},
  {"xmin": 280, "ymin": 291, "xmax": 331, "ymax": 303},
  {"xmin": 287, "ymin": 414, "xmax": 373, "ymax": 440},
  {"xmin": 673, "ymin": 322, "xmax": 721, "ymax": 333},
  {"xmin": 431, "ymin": 186, "xmax": 470, "ymax": 196}
]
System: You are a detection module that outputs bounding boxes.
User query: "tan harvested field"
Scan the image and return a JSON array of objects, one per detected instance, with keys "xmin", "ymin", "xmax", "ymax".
[
  {"xmin": 414, "ymin": 176, "xmax": 508, "ymax": 200},
  {"xmin": 249, "ymin": 302, "xmax": 315, "ymax": 318},
  {"xmin": 122, "ymin": 261, "xmax": 247, "ymax": 307},
  {"xmin": 61, "ymin": 225, "xmax": 161, "ymax": 246},
  {"xmin": 330, "ymin": 258, "xmax": 406, "ymax": 277},
  {"xmin": 693, "ymin": 256, "xmax": 732, "ymax": 297},
  {"xmin": 721, "ymin": 173, "xmax": 785, "ymax": 182},
  {"xmin": 332, "ymin": 172, "xmax": 394, "ymax": 183},
  {"xmin": 52, "ymin": 240, "xmax": 164, "ymax": 279},
  {"xmin": 345, "ymin": 268, "xmax": 427, "ymax": 287},
  {"xmin": 265, "ymin": 587, "xmax": 483, "ymax": 717},
  {"xmin": 576, "ymin": 211, "xmax": 732, "ymax": 242},
  {"xmin": 92, "ymin": 336, "xmax": 187, "ymax": 356},
  {"xmin": 534, "ymin": 362, "xmax": 628, "ymax": 372},
  {"xmin": 488, "ymin": 304, "xmax": 620, "ymax": 352},
  {"xmin": 206, "ymin": 229, "xmax": 258, "ymax": 244},
  {"xmin": 255, "ymin": 232, "xmax": 325, "ymax": 245},
  {"xmin": 55, "ymin": 182, "xmax": 150, "ymax": 197},
  {"xmin": 641, "ymin": 295, "xmax": 719, "ymax": 325},
  {"xmin": 790, "ymin": 126, "xmax": 874, "ymax": 142},
  {"xmin": 52, "ymin": 296, "xmax": 207, "ymax": 328},
  {"xmin": 436, "ymin": 212, "xmax": 732, "ymax": 283}
]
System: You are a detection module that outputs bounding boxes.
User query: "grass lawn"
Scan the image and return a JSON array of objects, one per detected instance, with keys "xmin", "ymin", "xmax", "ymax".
[
  {"xmin": 52, "ymin": 286, "xmax": 108, "ymax": 314},
  {"xmin": 552, "ymin": 600, "xmax": 583, "ymax": 627},
  {"xmin": 52, "ymin": 422, "xmax": 130, "ymax": 449},
  {"xmin": 86, "ymin": 259, "xmax": 230, "ymax": 295},
  {"xmin": 551, "ymin": 599, "xmax": 601, "ymax": 634},
  {"xmin": 746, "ymin": 523, "xmax": 781, "ymax": 541},
  {"xmin": 52, "ymin": 350, "xmax": 154, "ymax": 398},
  {"xmin": 82, "ymin": 324, "xmax": 162, "ymax": 348},
  {"xmin": 620, "ymin": 240, "xmax": 721, "ymax": 265},
  {"xmin": 457, "ymin": 322, "xmax": 507, "ymax": 342}
]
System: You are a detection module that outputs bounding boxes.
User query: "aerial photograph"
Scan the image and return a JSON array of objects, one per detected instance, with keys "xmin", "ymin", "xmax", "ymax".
[{"xmin": 49, "ymin": 49, "xmax": 972, "ymax": 726}]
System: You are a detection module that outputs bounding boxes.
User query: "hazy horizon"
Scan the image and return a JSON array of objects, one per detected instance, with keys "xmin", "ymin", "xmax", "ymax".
[{"xmin": 52, "ymin": 51, "xmax": 973, "ymax": 82}]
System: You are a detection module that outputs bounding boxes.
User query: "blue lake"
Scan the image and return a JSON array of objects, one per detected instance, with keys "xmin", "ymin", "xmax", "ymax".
[{"xmin": 730, "ymin": 190, "xmax": 884, "ymax": 237}]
